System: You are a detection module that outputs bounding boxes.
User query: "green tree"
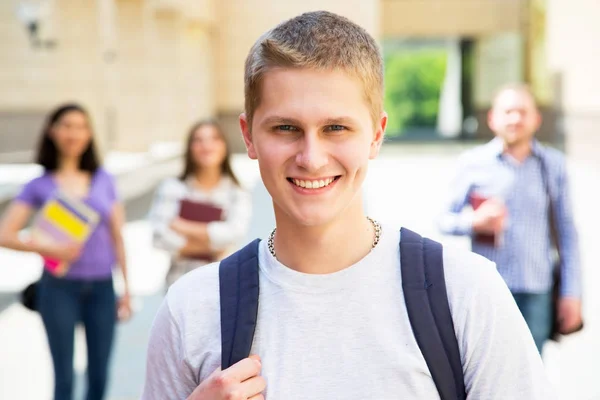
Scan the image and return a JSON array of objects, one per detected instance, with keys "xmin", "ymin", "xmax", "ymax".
[{"xmin": 384, "ymin": 49, "xmax": 447, "ymax": 136}]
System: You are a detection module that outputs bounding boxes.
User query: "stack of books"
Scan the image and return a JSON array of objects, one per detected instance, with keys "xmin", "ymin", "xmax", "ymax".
[{"xmin": 30, "ymin": 191, "xmax": 99, "ymax": 276}]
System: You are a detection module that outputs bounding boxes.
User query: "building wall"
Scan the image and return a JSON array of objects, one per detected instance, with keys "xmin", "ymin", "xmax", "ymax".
[
  {"xmin": 381, "ymin": 0, "xmax": 524, "ymax": 37},
  {"xmin": 0, "ymin": 0, "xmax": 105, "ymax": 158},
  {"xmin": 1, "ymin": 0, "xmax": 597, "ymax": 159},
  {"xmin": 0, "ymin": 0, "xmax": 216, "ymax": 158},
  {"xmin": 547, "ymin": 0, "xmax": 600, "ymax": 162}
]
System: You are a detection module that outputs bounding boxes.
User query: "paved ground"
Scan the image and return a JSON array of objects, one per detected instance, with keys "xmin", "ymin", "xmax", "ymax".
[{"xmin": 0, "ymin": 143, "xmax": 598, "ymax": 399}]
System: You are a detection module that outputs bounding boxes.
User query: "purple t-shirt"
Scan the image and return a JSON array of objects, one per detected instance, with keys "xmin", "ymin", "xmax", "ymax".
[{"xmin": 15, "ymin": 168, "xmax": 118, "ymax": 280}]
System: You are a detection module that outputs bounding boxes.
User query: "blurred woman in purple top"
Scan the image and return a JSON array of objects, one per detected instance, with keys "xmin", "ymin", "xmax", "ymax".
[{"xmin": 0, "ymin": 103, "xmax": 131, "ymax": 400}]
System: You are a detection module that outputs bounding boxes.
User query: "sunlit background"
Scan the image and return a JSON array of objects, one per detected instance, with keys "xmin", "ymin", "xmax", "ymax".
[{"xmin": 1, "ymin": 1, "xmax": 599, "ymax": 399}]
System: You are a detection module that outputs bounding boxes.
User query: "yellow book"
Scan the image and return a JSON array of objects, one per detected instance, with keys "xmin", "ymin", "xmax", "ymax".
[{"xmin": 30, "ymin": 191, "xmax": 99, "ymax": 276}]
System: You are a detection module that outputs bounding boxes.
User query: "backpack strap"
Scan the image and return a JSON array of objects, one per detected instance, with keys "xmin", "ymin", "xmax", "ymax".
[
  {"xmin": 400, "ymin": 227, "xmax": 466, "ymax": 400},
  {"xmin": 219, "ymin": 239, "xmax": 261, "ymax": 369}
]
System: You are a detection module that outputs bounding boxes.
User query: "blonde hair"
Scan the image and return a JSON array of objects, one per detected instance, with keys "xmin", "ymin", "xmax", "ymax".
[{"xmin": 244, "ymin": 11, "xmax": 383, "ymax": 129}]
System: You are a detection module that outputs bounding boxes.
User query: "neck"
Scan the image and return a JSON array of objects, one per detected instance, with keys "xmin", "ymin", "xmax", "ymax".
[
  {"xmin": 272, "ymin": 198, "xmax": 375, "ymax": 274},
  {"xmin": 194, "ymin": 167, "xmax": 222, "ymax": 188},
  {"xmin": 57, "ymin": 157, "xmax": 81, "ymax": 174},
  {"xmin": 503, "ymin": 139, "xmax": 533, "ymax": 163}
]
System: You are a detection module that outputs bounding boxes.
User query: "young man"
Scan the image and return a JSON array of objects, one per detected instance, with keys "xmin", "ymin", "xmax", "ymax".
[
  {"xmin": 142, "ymin": 12, "xmax": 553, "ymax": 399},
  {"xmin": 438, "ymin": 84, "xmax": 582, "ymax": 353}
]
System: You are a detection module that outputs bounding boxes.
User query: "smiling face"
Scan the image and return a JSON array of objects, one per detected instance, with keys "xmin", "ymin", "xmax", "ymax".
[
  {"xmin": 240, "ymin": 67, "xmax": 386, "ymax": 227},
  {"xmin": 190, "ymin": 124, "xmax": 228, "ymax": 171}
]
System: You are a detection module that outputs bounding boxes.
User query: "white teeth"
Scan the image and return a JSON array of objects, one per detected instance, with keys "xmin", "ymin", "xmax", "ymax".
[{"xmin": 292, "ymin": 178, "xmax": 336, "ymax": 189}]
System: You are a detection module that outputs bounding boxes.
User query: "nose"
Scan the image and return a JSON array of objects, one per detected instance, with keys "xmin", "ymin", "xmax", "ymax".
[
  {"xmin": 507, "ymin": 110, "xmax": 523, "ymax": 125},
  {"xmin": 295, "ymin": 132, "xmax": 328, "ymax": 172}
]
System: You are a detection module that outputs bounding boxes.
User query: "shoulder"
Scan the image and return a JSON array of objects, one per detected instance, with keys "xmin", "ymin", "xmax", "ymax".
[
  {"xmin": 538, "ymin": 142, "xmax": 565, "ymax": 160},
  {"xmin": 456, "ymin": 141, "xmax": 498, "ymax": 168},
  {"xmin": 221, "ymin": 176, "xmax": 248, "ymax": 192},
  {"xmin": 93, "ymin": 167, "xmax": 118, "ymax": 187},
  {"xmin": 220, "ymin": 177, "xmax": 251, "ymax": 201},
  {"xmin": 440, "ymin": 241, "xmax": 518, "ymax": 332},
  {"xmin": 23, "ymin": 173, "xmax": 50, "ymax": 190},
  {"xmin": 538, "ymin": 144, "xmax": 567, "ymax": 170},
  {"xmin": 92, "ymin": 167, "xmax": 116, "ymax": 182},
  {"xmin": 15, "ymin": 172, "xmax": 51, "ymax": 206},
  {"xmin": 165, "ymin": 261, "xmax": 221, "ymax": 332},
  {"xmin": 442, "ymin": 243, "xmax": 500, "ymax": 296},
  {"xmin": 157, "ymin": 177, "xmax": 188, "ymax": 195}
]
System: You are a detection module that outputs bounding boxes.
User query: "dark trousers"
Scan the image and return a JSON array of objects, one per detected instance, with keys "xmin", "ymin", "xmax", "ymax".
[
  {"xmin": 37, "ymin": 272, "xmax": 117, "ymax": 400},
  {"xmin": 512, "ymin": 291, "xmax": 552, "ymax": 354}
]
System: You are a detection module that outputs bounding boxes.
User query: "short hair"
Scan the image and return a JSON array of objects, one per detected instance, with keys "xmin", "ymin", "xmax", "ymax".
[
  {"xmin": 491, "ymin": 83, "xmax": 538, "ymax": 109},
  {"xmin": 36, "ymin": 103, "xmax": 100, "ymax": 173},
  {"xmin": 244, "ymin": 11, "xmax": 383, "ymax": 129}
]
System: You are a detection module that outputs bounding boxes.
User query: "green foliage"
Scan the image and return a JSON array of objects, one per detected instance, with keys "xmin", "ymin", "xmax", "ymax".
[{"xmin": 384, "ymin": 49, "xmax": 448, "ymax": 136}]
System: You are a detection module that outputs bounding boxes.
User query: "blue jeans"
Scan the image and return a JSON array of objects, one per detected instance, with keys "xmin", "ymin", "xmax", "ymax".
[
  {"xmin": 512, "ymin": 292, "xmax": 552, "ymax": 353},
  {"xmin": 37, "ymin": 272, "xmax": 117, "ymax": 400}
]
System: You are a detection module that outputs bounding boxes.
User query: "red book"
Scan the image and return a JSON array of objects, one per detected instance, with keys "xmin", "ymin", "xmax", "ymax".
[
  {"xmin": 469, "ymin": 193, "xmax": 497, "ymax": 246},
  {"xmin": 179, "ymin": 199, "xmax": 223, "ymax": 223},
  {"xmin": 178, "ymin": 199, "xmax": 224, "ymax": 261}
]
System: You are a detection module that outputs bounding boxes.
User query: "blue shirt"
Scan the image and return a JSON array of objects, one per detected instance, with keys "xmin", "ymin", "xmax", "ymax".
[{"xmin": 438, "ymin": 138, "xmax": 581, "ymax": 297}]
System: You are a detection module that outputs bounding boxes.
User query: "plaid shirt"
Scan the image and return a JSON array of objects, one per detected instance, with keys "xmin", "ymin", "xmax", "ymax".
[{"xmin": 439, "ymin": 138, "xmax": 581, "ymax": 297}]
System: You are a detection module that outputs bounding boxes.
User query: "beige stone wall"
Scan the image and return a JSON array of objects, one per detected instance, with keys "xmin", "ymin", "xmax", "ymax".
[
  {"xmin": 2, "ymin": 0, "xmax": 597, "ymax": 158},
  {"xmin": 0, "ymin": 0, "xmax": 216, "ymax": 155},
  {"xmin": 546, "ymin": 0, "xmax": 600, "ymax": 162},
  {"xmin": 381, "ymin": 0, "xmax": 524, "ymax": 37},
  {"xmin": 0, "ymin": 0, "xmax": 105, "ymax": 151},
  {"xmin": 99, "ymin": 0, "xmax": 218, "ymax": 151}
]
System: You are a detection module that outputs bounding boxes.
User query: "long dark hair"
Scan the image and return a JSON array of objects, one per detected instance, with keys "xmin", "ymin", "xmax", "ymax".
[
  {"xmin": 35, "ymin": 103, "xmax": 100, "ymax": 173},
  {"xmin": 179, "ymin": 120, "xmax": 240, "ymax": 186}
]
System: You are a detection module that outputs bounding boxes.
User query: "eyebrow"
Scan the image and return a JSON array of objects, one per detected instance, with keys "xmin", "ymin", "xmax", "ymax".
[
  {"xmin": 261, "ymin": 116, "xmax": 302, "ymax": 127},
  {"xmin": 260, "ymin": 116, "xmax": 358, "ymax": 127}
]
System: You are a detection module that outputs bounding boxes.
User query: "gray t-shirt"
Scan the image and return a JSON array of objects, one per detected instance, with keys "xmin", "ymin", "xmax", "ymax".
[{"xmin": 142, "ymin": 225, "xmax": 554, "ymax": 399}]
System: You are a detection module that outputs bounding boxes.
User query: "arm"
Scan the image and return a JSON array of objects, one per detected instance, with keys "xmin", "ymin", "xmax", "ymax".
[
  {"xmin": 0, "ymin": 201, "xmax": 36, "ymax": 252},
  {"xmin": 458, "ymin": 260, "xmax": 555, "ymax": 399},
  {"xmin": 108, "ymin": 202, "xmax": 133, "ymax": 320},
  {"xmin": 553, "ymin": 160, "xmax": 581, "ymax": 298},
  {"xmin": 109, "ymin": 202, "xmax": 129, "ymax": 292},
  {"xmin": 437, "ymin": 158, "xmax": 475, "ymax": 236},
  {"xmin": 171, "ymin": 187, "xmax": 252, "ymax": 252},
  {"xmin": 148, "ymin": 179, "xmax": 187, "ymax": 254},
  {"xmin": 551, "ymin": 158, "xmax": 583, "ymax": 332},
  {"xmin": 0, "ymin": 201, "xmax": 80, "ymax": 261},
  {"xmin": 141, "ymin": 298, "xmax": 199, "ymax": 399},
  {"xmin": 142, "ymin": 297, "xmax": 266, "ymax": 400}
]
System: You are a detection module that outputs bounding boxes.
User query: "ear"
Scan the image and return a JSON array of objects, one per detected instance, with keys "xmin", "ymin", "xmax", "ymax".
[
  {"xmin": 239, "ymin": 113, "xmax": 257, "ymax": 160},
  {"xmin": 369, "ymin": 111, "xmax": 387, "ymax": 159}
]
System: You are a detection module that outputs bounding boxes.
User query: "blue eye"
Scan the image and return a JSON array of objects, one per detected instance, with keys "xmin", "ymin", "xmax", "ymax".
[
  {"xmin": 276, "ymin": 125, "xmax": 297, "ymax": 132},
  {"xmin": 327, "ymin": 125, "xmax": 346, "ymax": 132}
]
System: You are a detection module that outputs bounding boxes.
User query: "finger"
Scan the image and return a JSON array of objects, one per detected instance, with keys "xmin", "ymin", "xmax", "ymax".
[
  {"xmin": 222, "ymin": 357, "xmax": 262, "ymax": 383},
  {"xmin": 248, "ymin": 395, "xmax": 265, "ymax": 400},
  {"xmin": 240, "ymin": 375, "xmax": 267, "ymax": 398}
]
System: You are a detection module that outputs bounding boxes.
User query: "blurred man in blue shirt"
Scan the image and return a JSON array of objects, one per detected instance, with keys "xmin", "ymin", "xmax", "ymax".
[{"xmin": 439, "ymin": 84, "xmax": 583, "ymax": 352}]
